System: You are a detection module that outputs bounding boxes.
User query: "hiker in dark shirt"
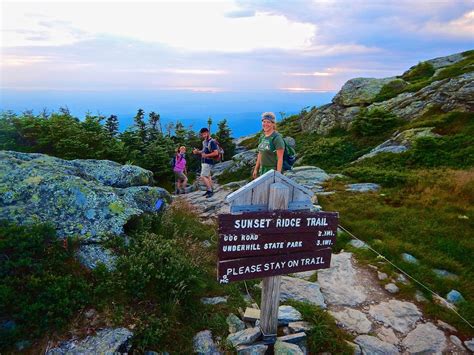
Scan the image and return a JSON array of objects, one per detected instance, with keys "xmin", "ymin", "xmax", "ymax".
[{"xmin": 192, "ymin": 127, "xmax": 218, "ymax": 198}]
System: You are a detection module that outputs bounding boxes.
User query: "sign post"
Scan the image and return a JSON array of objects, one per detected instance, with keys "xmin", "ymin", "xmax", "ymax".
[{"xmin": 218, "ymin": 170, "xmax": 338, "ymax": 349}]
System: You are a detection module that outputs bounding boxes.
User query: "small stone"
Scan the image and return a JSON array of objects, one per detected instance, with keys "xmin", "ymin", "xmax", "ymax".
[
  {"xmin": 348, "ymin": 239, "xmax": 369, "ymax": 249},
  {"xmin": 227, "ymin": 327, "xmax": 261, "ymax": 347},
  {"xmin": 458, "ymin": 215, "xmax": 469, "ymax": 219},
  {"xmin": 464, "ymin": 338, "xmax": 474, "ymax": 352},
  {"xmin": 201, "ymin": 296, "xmax": 228, "ymax": 305},
  {"xmin": 402, "ymin": 322, "xmax": 447, "ymax": 354},
  {"xmin": 84, "ymin": 308, "xmax": 98, "ymax": 319},
  {"xmin": 376, "ymin": 327, "xmax": 399, "ymax": 345},
  {"xmin": 401, "ymin": 253, "xmax": 419, "ymax": 264},
  {"xmin": 415, "ymin": 290, "xmax": 427, "ymax": 302},
  {"xmin": 355, "ymin": 335, "xmax": 398, "ymax": 355},
  {"xmin": 227, "ymin": 313, "xmax": 246, "ymax": 334},
  {"xmin": 384, "ymin": 283, "xmax": 399, "ymax": 294},
  {"xmin": 433, "ymin": 294, "xmax": 456, "ymax": 309},
  {"xmin": 288, "ymin": 321, "xmax": 312, "ymax": 333},
  {"xmin": 446, "ymin": 290, "xmax": 465, "ymax": 304},
  {"xmin": 278, "ymin": 305, "xmax": 303, "ymax": 325},
  {"xmin": 368, "ymin": 264, "xmax": 378, "ymax": 270},
  {"xmin": 15, "ymin": 340, "xmax": 31, "ymax": 351},
  {"xmin": 193, "ymin": 330, "xmax": 219, "ymax": 354},
  {"xmin": 274, "ymin": 340, "xmax": 304, "ymax": 355},
  {"xmin": 436, "ymin": 320, "xmax": 456, "ymax": 332},
  {"xmin": 377, "ymin": 271, "xmax": 388, "ymax": 280},
  {"xmin": 396, "ymin": 273, "xmax": 409, "ymax": 284},
  {"xmin": 450, "ymin": 335, "xmax": 465, "ymax": 350},
  {"xmin": 433, "ymin": 269, "xmax": 458, "ymax": 280},
  {"xmin": 201, "ymin": 240, "xmax": 212, "ymax": 248}
]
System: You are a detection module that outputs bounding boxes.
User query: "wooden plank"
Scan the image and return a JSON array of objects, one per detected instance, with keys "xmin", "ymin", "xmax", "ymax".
[
  {"xmin": 218, "ymin": 210, "xmax": 339, "ymax": 234},
  {"xmin": 232, "ymin": 190, "xmax": 253, "ymax": 207},
  {"xmin": 218, "ymin": 231, "xmax": 336, "ymax": 260},
  {"xmin": 274, "ymin": 171, "xmax": 313, "ymax": 197},
  {"xmin": 251, "ymin": 177, "xmax": 273, "ymax": 205},
  {"xmin": 226, "ymin": 170, "xmax": 275, "ymax": 203},
  {"xmin": 243, "ymin": 307, "xmax": 261, "ymax": 322},
  {"xmin": 288, "ymin": 201, "xmax": 313, "ymax": 211},
  {"xmin": 291, "ymin": 188, "xmax": 311, "ymax": 203},
  {"xmin": 230, "ymin": 204, "xmax": 267, "ymax": 213},
  {"xmin": 261, "ymin": 182, "xmax": 289, "ymax": 345},
  {"xmin": 217, "ymin": 248, "xmax": 332, "ymax": 283}
]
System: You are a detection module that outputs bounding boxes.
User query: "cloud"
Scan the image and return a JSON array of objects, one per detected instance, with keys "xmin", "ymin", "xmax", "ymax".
[
  {"xmin": 285, "ymin": 71, "xmax": 333, "ymax": 76},
  {"xmin": 421, "ymin": 10, "xmax": 474, "ymax": 39},
  {"xmin": 280, "ymin": 87, "xmax": 335, "ymax": 93}
]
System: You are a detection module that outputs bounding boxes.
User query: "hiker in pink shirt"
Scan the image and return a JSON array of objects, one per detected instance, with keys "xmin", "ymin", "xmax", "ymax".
[{"xmin": 173, "ymin": 146, "xmax": 188, "ymax": 194}]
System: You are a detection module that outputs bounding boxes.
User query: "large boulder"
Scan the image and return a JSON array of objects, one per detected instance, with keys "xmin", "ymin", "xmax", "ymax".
[
  {"xmin": 0, "ymin": 151, "xmax": 169, "ymax": 241},
  {"xmin": 333, "ymin": 77, "xmax": 398, "ymax": 106},
  {"xmin": 369, "ymin": 72, "xmax": 474, "ymax": 121}
]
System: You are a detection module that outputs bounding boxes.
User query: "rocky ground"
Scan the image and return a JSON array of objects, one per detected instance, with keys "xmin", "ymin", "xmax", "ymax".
[{"xmin": 179, "ymin": 154, "xmax": 473, "ymax": 354}]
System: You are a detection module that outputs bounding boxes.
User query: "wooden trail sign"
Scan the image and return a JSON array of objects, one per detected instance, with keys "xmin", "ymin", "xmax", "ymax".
[
  {"xmin": 218, "ymin": 170, "xmax": 339, "ymax": 345},
  {"xmin": 218, "ymin": 210, "xmax": 338, "ymax": 261}
]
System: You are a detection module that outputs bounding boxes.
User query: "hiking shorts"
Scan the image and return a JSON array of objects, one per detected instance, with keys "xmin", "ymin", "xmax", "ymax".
[
  {"xmin": 201, "ymin": 163, "xmax": 212, "ymax": 177},
  {"xmin": 174, "ymin": 171, "xmax": 187, "ymax": 182}
]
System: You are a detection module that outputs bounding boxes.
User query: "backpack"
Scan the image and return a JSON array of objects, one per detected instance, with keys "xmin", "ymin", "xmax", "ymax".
[
  {"xmin": 205, "ymin": 138, "xmax": 225, "ymax": 162},
  {"xmin": 266, "ymin": 133, "xmax": 297, "ymax": 171},
  {"xmin": 170, "ymin": 156, "xmax": 176, "ymax": 168}
]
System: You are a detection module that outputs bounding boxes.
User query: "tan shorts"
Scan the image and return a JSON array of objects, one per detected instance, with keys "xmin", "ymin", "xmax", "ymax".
[{"xmin": 201, "ymin": 163, "xmax": 212, "ymax": 177}]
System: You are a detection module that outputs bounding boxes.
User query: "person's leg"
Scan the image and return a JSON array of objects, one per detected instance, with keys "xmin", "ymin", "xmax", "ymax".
[{"xmin": 182, "ymin": 175, "xmax": 188, "ymax": 194}]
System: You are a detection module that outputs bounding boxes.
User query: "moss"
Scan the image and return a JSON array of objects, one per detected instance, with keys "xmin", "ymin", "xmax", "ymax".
[
  {"xmin": 108, "ymin": 201, "xmax": 125, "ymax": 215},
  {"xmin": 24, "ymin": 176, "xmax": 43, "ymax": 184}
]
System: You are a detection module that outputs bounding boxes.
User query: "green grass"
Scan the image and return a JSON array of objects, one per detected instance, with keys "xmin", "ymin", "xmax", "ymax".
[
  {"xmin": 320, "ymin": 169, "xmax": 474, "ymax": 335},
  {"xmin": 216, "ymin": 164, "xmax": 252, "ymax": 185},
  {"xmin": 285, "ymin": 300, "xmax": 354, "ymax": 354}
]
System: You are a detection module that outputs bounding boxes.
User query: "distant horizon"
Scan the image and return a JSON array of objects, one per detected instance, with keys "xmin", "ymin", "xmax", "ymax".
[{"xmin": 0, "ymin": 89, "xmax": 336, "ymax": 137}]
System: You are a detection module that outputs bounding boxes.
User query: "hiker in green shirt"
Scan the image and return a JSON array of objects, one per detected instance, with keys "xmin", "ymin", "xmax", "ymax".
[{"xmin": 253, "ymin": 112, "xmax": 285, "ymax": 178}]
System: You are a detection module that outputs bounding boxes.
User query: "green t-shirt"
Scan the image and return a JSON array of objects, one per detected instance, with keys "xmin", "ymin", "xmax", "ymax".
[{"xmin": 258, "ymin": 132, "xmax": 285, "ymax": 169}]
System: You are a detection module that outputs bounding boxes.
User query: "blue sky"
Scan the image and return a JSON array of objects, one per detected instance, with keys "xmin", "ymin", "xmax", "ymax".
[{"xmin": 0, "ymin": 0, "xmax": 473, "ymax": 136}]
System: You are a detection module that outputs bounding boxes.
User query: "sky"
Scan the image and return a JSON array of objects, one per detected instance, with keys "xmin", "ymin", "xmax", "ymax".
[{"xmin": 0, "ymin": 0, "xmax": 473, "ymax": 134}]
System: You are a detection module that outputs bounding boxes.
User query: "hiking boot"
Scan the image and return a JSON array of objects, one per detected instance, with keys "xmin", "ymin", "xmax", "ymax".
[
  {"xmin": 202, "ymin": 191, "xmax": 210, "ymax": 197},
  {"xmin": 205, "ymin": 191, "xmax": 214, "ymax": 198}
]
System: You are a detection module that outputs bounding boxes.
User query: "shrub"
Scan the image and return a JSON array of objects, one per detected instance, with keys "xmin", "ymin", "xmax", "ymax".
[
  {"xmin": 343, "ymin": 166, "xmax": 412, "ymax": 187},
  {"xmin": 0, "ymin": 221, "xmax": 90, "ymax": 349},
  {"xmin": 351, "ymin": 108, "xmax": 400, "ymax": 137},
  {"xmin": 374, "ymin": 79, "xmax": 408, "ymax": 102},
  {"xmin": 402, "ymin": 62, "xmax": 435, "ymax": 82},
  {"xmin": 113, "ymin": 231, "xmax": 203, "ymax": 304}
]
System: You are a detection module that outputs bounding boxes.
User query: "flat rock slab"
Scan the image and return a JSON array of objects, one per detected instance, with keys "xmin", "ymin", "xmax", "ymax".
[
  {"xmin": 237, "ymin": 343, "xmax": 268, "ymax": 355},
  {"xmin": 193, "ymin": 330, "xmax": 220, "ymax": 354},
  {"xmin": 345, "ymin": 183, "xmax": 381, "ymax": 192},
  {"xmin": 402, "ymin": 323, "xmax": 446, "ymax": 354},
  {"xmin": 227, "ymin": 327, "xmax": 261, "ymax": 347},
  {"xmin": 201, "ymin": 296, "xmax": 228, "ymax": 305},
  {"xmin": 329, "ymin": 308, "xmax": 372, "ymax": 334},
  {"xmin": 317, "ymin": 252, "xmax": 369, "ymax": 306},
  {"xmin": 376, "ymin": 327, "xmax": 399, "ymax": 345},
  {"xmin": 243, "ymin": 308, "xmax": 260, "ymax": 322},
  {"xmin": 355, "ymin": 335, "xmax": 399, "ymax": 355},
  {"xmin": 279, "ymin": 276, "xmax": 326, "ymax": 308},
  {"xmin": 368, "ymin": 300, "xmax": 421, "ymax": 334},
  {"xmin": 288, "ymin": 321, "xmax": 312, "ymax": 333},
  {"xmin": 46, "ymin": 328, "xmax": 132, "ymax": 354}
]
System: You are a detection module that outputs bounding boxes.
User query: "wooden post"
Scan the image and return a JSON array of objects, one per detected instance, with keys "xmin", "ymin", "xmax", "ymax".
[{"xmin": 260, "ymin": 182, "xmax": 289, "ymax": 345}]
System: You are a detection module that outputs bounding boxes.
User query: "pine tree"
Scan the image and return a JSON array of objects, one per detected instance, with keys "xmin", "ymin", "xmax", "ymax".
[
  {"xmin": 148, "ymin": 111, "xmax": 162, "ymax": 141},
  {"xmin": 207, "ymin": 116, "xmax": 213, "ymax": 133},
  {"xmin": 105, "ymin": 115, "xmax": 119, "ymax": 137},
  {"xmin": 215, "ymin": 119, "xmax": 235, "ymax": 159},
  {"xmin": 134, "ymin": 109, "xmax": 147, "ymax": 143},
  {"xmin": 174, "ymin": 121, "xmax": 186, "ymax": 142}
]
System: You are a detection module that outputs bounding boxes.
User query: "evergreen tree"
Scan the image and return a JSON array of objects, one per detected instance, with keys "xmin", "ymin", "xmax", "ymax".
[
  {"xmin": 165, "ymin": 122, "xmax": 175, "ymax": 137},
  {"xmin": 207, "ymin": 116, "xmax": 212, "ymax": 132},
  {"xmin": 148, "ymin": 111, "xmax": 162, "ymax": 141},
  {"xmin": 134, "ymin": 109, "xmax": 147, "ymax": 143},
  {"xmin": 215, "ymin": 119, "xmax": 235, "ymax": 159},
  {"xmin": 174, "ymin": 121, "xmax": 186, "ymax": 143},
  {"xmin": 105, "ymin": 115, "xmax": 119, "ymax": 137}
]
